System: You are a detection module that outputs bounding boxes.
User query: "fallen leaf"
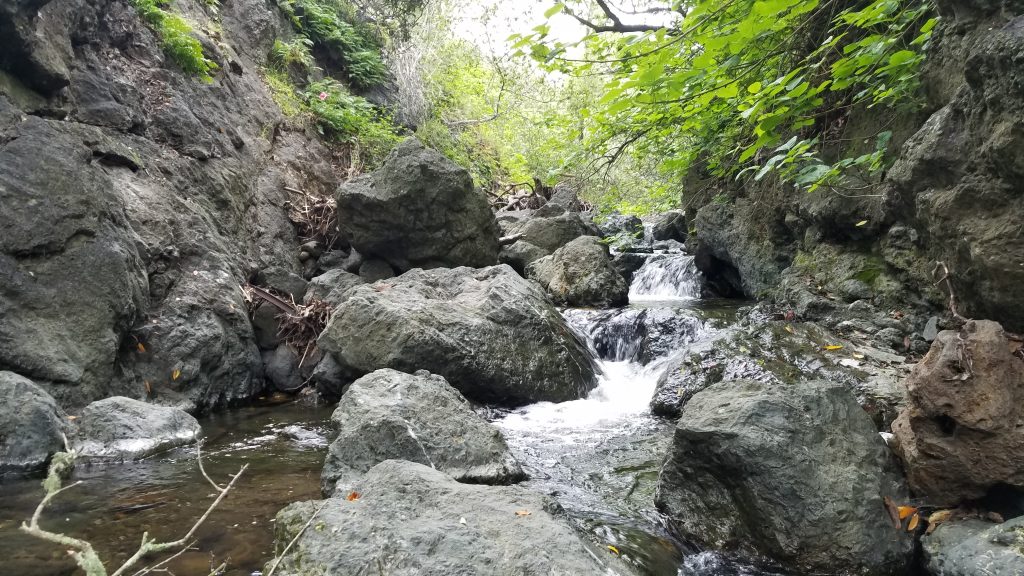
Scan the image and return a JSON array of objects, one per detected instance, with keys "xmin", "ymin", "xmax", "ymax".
[
  {"xmin": 839, "ymin": 358, "xmax": 861, "ymax": 368},
  {"xmin": 346, "ymin": 491, "xmax": 360, "ymax": 501},
  {"xmin": 883, "ymin": 496, "xmax": 901, "ymax": 530},
  {"xmin": 607, "ymin": 545, "xmax": 620, "ymax": 555},
  {"xmin": 136, "ymin": 342, "xmax": 146, "ymax": 353},
  {"xmin": 907, "ymin": 512, "xmax": 920, "ymax": 531},
  {"xmin": 986, "ymin": 511, "xmax": 1005, "ymax": 523},
  {"xmin": 898, "ymin": 506, "xmax": 917, "ymax": 520},
  {"xmin": 144, "ymin": 381, "xmax": 152, "ymax": 395},
  {"xmin": 852, "ymin": 352, "xmax": 865, "ymax": 359},
  {"xmin": 926, "ymin": 509, "xmax": 954, "ymax": 534},
  {"xmin": 67, "ymin": 415, "xmax": 78, "ymax": 421},
  {"xmin": 514, "ymin": 510, "xmax": 531, "ymax": 516},
  {"xmin": 856, "ymin": 220, "xmax": 869, "ymax": 227},
  {"xmin": 823, "ymin": 345, "xmax": 844, "ymax": 351},
  {"xmin": 459, "ymin": 517, "xmax": 467, "ymax": 525},
  {"xmin": 784, "ymin": 324, "xmax": 795, "ymax": 334},
  {"xmin": 171, "ymin": 369, "xmax": 181, "ymax": 381}
]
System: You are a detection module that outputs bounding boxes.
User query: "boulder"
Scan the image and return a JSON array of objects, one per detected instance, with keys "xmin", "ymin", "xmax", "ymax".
[
  {"xmin": 72, "ymin": 396, "xmax": 200, "ymax": 461},
  {"xmin": 526, "ymin": 236, "xmax": 628, "ymax": 307},
  {"xmin": 649, "ymin": 209, "xmax": 688, "ymax": 242},
  {"xmin": 318, "ymin": 265, "xmax": 598, "ymax": 406},
  {"xmin": 357, "ymin": 258, "xmax": 395, "ymax": 283},
  {"xmin": 262, "ymin": 345, "xmax": 304, "ymax": 392},
  {"xmin": 310, "ymin": 354, "xmax": 347, "ymax": 402},
  {"xmin": 597, "ymin": 213, "xmax": 644, "ymax": 238},
  {"xmin": 497, "ymin": 240, "xmax": 548, "ymax": 277},
  {"xmin": 321, "ymin": 369, "xmax": 524, "ymax": 495},
  {"xmin": 892, "ymin": 320, "xmax": 1024, "ymax": 505},
  {"xmin": 270, "ymin": 460, "xmax": 632, "ymax": 576},
  {"xmin": 546, "ymin": 184, "xmax": 584, "ymax": 212},
  {"xmin": 336, "ymin": 139, "xmax": 500, "ymax": 272},
  {"xmin": 656, "ymin": 379, "xmax": 914, "ymax": 575},
  {"xmin": 611, "ymin": 251, "xmax": 649, "ymax": 286},
  {"xmin": 303, "ymin": 268, "xmax": 364, "ymax": 306},
  {"xmin": 504, "ymin": 212, "xmax": 600, "ymax": 253},
  {"xmin": 922, "ymin": 516, "xmax": 1024, "ymax": 576},
  {"xmin": 256, "ymin": 266, "xmax": 307, "ymax": 302},
  {"xmin": 562, "ymin": 307, "xmax": 703, "ymax": 364},
  {"xmin": 0, "ymin": 371, "xmax": 66, "ymax": 474}
]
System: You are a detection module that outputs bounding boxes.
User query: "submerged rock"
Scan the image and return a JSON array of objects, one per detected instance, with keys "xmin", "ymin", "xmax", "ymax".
[
  {"xmin": 922, "ymin": 516, "xmax": 1024, "ymax": 576},
  {"xmin": 527, "ymin": 236, "xmax": 628, "ymax": 307},
  {"xmin": 72, "ymin": 397, "xmax": 200, "ymax": 461},
  {"xmin": 0, "ymin": 371, "xmax": 66, "ymax": 474},
  {"xmin": 321, "ymin": 369, "xmax": 524, "ymax": 495},
  {"xmin": 892, "ymin": 320, "xmax": 1024, "ymax": 505},
  {"xmin": 272, "ymin": 460, "xmax": 631, "ymax": 576},
  {"xmin": 656, "ymin": 379, "xmax": 914, "ymax": 575},
  {"xmin": 319, "ymin": 265, "xmax": 597, "ymax": 406},
  {"xmin": 336, "ymin": 139, "xmax": 500, "ymax": 272}
]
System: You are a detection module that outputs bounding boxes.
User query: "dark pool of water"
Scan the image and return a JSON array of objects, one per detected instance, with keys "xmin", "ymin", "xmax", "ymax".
[{"xmin": 0, "ymin": 401, "xmax": 333, "ymax": 576}]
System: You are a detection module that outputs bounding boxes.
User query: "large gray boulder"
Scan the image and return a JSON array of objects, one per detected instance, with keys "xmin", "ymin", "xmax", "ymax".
[
  {"xmin": 892, "ymin": 320, "xmax": 1024, "ymax": 505},
  {"xmin": 504, "ymin": 211, "xmax": 600, "ymax": 253},
  {"xmin": 270, "ymin": 460, "xmax": 632, "ymax": 576},
  {"xmin": 72, "ymin": 396, "xmax": 200, "ymax": 461},
  {"xmin": 649, "ymin": 209, "xmax": 688, "ymax": 242},
  {"xmin": 527, "ymin": 236, "xmax": 628, "ymax": 307},
  {"xmin": 656, "ymin": 379, "xmax": 914, "ymax": 575},
  {"xmin": 0, "ymin": 371, "xmax": 66, "ymax": 474},
  {"xmin": 319, "ymin": 265, "xmax": 597, "ymax": 406},
  {"xmin": 922, "ymin": 516, "xmax": 1024, "ymax": 576},
  {"xmin": 321, "ymin": 369, "xmax": 524, "ymax": 495},
  {"xmin": 304, "ymin": 268, "xmax": 364, "ymax": 306},
  {"xmin": 336, "ymin": 139, "xmax": 500, "ymax": 272}
]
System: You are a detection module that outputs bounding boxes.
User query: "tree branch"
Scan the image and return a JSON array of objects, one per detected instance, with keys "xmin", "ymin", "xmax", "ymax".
[{"xmin": 564, "ymin": 3, "xmax": 664, "ymax": 33}]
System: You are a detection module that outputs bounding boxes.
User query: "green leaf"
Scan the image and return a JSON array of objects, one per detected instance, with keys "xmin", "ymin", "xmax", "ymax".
[{"xmin": 544, "ymin": 3, "xmax": 565, "ymax": 18}]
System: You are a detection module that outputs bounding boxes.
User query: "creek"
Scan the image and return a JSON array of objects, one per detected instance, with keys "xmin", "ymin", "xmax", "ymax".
[{"xmin": 0, "ymin": 252, "xmax": 786, "ymax": 576}]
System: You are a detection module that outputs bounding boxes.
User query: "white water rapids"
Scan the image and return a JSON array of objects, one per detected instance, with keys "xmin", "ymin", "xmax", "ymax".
[{"xmin": 493, "ymin": 253, "xmax": 778, "ymax": 576}]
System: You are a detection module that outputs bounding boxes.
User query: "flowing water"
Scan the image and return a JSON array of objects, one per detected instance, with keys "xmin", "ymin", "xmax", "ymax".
[{"xmin": 0, "ymin": 252, "xmax": 784, "ymax": 576}]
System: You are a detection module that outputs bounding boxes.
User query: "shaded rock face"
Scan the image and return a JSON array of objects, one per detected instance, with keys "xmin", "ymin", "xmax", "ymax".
[
  {"xmin": 271, "ymin": 460, "xmax": 631, "ymax": 576},
  {"xmin": 656, "ymin": 379, "xmax": 914, "ymax": 575},
  {"xmin": 321, "ymin": 369, "xmax": 524, "ymax": 495},
  {"xmin": 0, "ymin": 0, "xmax": 348, "ymax": 411},
  {"xmin": 0, "ymin": 371, "xmax": 66, "ymax": 474},
  {"xmin": 497, "ymin": 240, "xmax": 548, "ymax": 277},
  {"xmin": 649, "ymin": 209, "xmax": 687, "ymax": 243},
  {"xmin": 892, "ymin": 320, "xmax": 1024, "ymax": 505},
  {"xmin": 304, "ymin": 268, "xmax": 364, "ymax": 307},
  {"xmin": 319, "ymin": 265, "xmax": 598, "ymax": 406},
  {"xmin": 502, "ymin": 211, "xmax": 601, "ymax": 253},
  {"xmin": 72, "ymin": 396, "xmax": 200, "ymax": 461},
  {"xmin": 526, "ymin": 236, "xmax": 628, "ymax": 307},
  {"xmin": 336, "ymin": 139, "xmax": 500, "ymax": 272},
  {"xmin": 923, "ymin": 516, "xmax": 1024, "ymax": 576}
]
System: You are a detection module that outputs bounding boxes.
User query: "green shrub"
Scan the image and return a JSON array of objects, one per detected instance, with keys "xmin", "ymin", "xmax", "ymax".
[
  {"xmin": 276, "ymin": 0, "xmax": 387, "ymax": 87},
  {"xmin": 264, "ymin": 68, "xmax": 305, "ymax": 116},
  {"xmin": 270, "ymin": 37, "xmax": 316, "ymax": 73},
  {"xmin": 131, "ymin": 0, "xmax": 218, "ymax": 82},
  {"xmin": 303, "ymin": 79, "xmax": 400, "ymax": 165}
]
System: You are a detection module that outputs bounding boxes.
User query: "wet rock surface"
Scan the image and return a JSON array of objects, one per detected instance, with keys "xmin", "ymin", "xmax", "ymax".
[
  {"xmin": 527, "ymin": 235, "xmax": 628, "ymax": 307},
  {"xmin": 72, "ymin": 396, "xmax": 200, "ymax": 461},
  {"xmin": 321, "ymin": 369, "xmax": 524, "ymax": 495},
  {"xmin": 0, "ymin": 371, "xmax": 66, "ymax": 474},
  {"xmin": 922, "ymin": 516, "xmax": 1024, "ymax": 576},
  {"xmin": 892, "ymin": 320, "xmax": 1024, "ymax": 505},
  {"xmin": 272, "ymin": 460, "xmax": 633, "ymax": 576},
  {"xmin": 336, "ymin": 139, "xmax": 500, "ymax": 272},
  {"xmin": 656, "ymin": 378, "xmax": 914, "ymax": 575},
  {"xmin": 319, "ymin": 265, "xmax": 598, "ymax": 406}
]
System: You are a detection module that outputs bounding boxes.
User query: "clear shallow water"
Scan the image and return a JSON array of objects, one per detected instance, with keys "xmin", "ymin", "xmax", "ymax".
[{"xmin": 0, "ymin": 401, "xmax": 333, "ymax": 576}]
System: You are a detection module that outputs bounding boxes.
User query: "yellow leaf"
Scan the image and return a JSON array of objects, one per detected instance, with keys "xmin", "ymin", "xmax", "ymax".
[
  {"xmin": 926, "ymin": 509, "xmax": 955, "ymax": 534},
  {"xmin": 907, "ymin": 512, "xmax": 920, "ymax": 531},
  {"xmin": 607, "ymin": 545, "xmax": 620, "ymax": 555},
  {"xmin": 346, "ymin": 491, "xmax": 360, "ymax": 501},
  {"xmin": 514, "ymin": 510, "xmax": 531, "ymax": 516},
  {"xmin": 172, "ymin": 369, "xmax": 181, "ymax": 381},
  {"xmin": 856, "ymin": 220, "xmax": 869, "ymax": 227},
  {"xmin": 852, "ymin": 352, "xmax": 865, "ymax": 359},
  {"xmin": 823, "ymin": 345, "xmax": 844, "ymax": 351},
  {"xmin": 136, "ymin": 342, "xmax": 146, "ymax": 353},
  {"xmin": 898, "ymin": 506, "xmax": 917, "ymax": 520},
  {"xmin": 784, "ymin": 324, "xmax": 795, "ymax": 334}
]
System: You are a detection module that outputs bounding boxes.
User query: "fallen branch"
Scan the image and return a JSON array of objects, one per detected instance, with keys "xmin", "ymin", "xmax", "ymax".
[
  {"xmin": 21, "ymin": 442, "xmax": 248, "ymax": 576},
  {"xmin": 932, "ymin": 261, "xmax": 968, "ymax": 323}
]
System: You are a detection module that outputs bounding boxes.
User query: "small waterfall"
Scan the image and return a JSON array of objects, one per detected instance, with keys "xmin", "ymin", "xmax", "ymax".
[{"xmin": 629, "ymin": 254, "xmax": 703, "ymax": 301}]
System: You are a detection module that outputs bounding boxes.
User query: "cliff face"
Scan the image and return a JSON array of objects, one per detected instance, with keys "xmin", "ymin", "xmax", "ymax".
[
  {"xmin": 0, "ymin": 0, "xmax": 344, "ymax": 410},
  {"xmin": 690, "ymin": 0, "xmax": 1024, "ymax": 336}
]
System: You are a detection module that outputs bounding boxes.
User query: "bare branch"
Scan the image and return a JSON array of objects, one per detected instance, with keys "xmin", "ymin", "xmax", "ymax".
[
  {"xmin": 932, "ymin": 261, "xmax": 968, "ymax": 323},
  {"xmin": 564, "ymin": 5, "xmax": 664, "ymax": 33}
]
